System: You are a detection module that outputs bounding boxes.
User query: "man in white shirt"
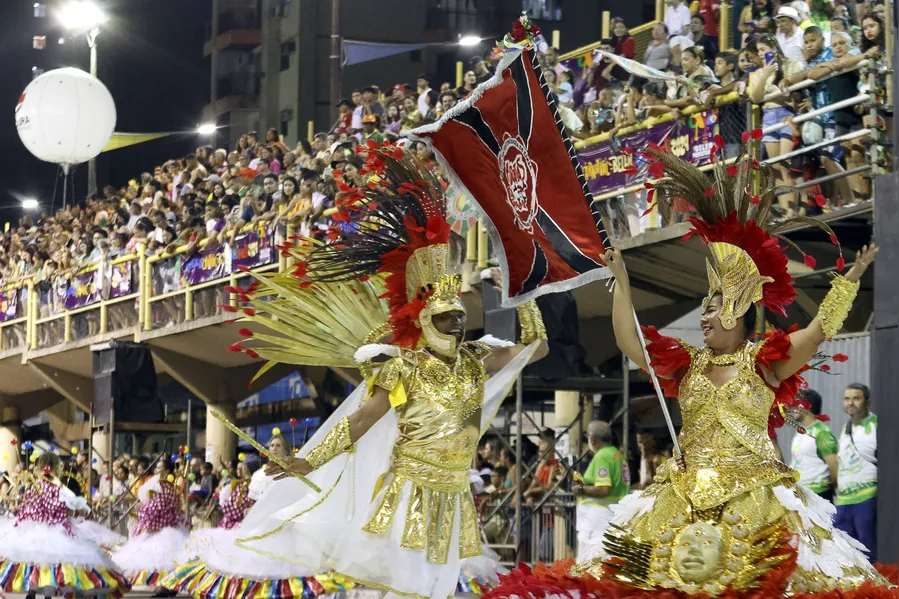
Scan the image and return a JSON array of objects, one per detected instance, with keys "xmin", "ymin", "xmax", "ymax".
[
  {"xmin": 775, "ymin": 6, "xmax": 806, "ymax": 65},
  {"xmin": 416, "ymin": 74, "xmax": 433, "ymax": 116},
  {"xmin": 664, "ymin": 0, "xmax": 693, "ymax": 39},
  {"xmin": 350, "ymin": 88, "xmax": 364, "ymax": 133},
  {"xmin": 834, "ymin": 383, "xmax": 878, "ymax": 561},
  {"xmin": 788, "ymin": 389, "xmax": 838, "ymax": 502}
]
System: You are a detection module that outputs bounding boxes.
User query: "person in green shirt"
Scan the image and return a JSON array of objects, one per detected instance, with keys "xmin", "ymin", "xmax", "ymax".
[
  {"xmin": 572, "ymin": 420, "xmax": 630, "ymax": 561},
  {"xmin": 361, "ymin": 114, "xmax": 385, "ymax": 145},
  {"xmin": 787, "ymin": 389, "xmax": 838, "ymax": 502}
]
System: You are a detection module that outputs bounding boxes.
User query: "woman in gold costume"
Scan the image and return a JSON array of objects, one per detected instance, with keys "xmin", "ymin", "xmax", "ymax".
[{"xmin": 483, "ymin": 144, "xmax": 895, "ymax": 599}]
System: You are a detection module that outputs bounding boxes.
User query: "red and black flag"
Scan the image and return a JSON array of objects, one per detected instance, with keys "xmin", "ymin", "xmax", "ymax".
[{"xmin": 408, "ymin": 48, "xmax": 610, "ymax": 307}]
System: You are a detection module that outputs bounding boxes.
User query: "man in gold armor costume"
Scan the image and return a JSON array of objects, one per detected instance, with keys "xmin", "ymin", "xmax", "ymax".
[
  {"xmin": 483, "ymin": 146, "xmax": 895, "ymax": 599},
  {"xmin": 174, "ymin": 146, "xmax": 550, "ymax": 599}
]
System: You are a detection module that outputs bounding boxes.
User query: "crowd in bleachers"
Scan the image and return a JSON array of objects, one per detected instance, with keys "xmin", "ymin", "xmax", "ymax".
[
  {"xmin": 0, "ymin": 65, "xmax": 508, "ymax": 295},
  {"xmin": 0, "ymin": 0, "xmax": 888, "ymax": 296},
  {"xmin": 539, "ymin": 0, "xmax": 887, "ymax": 214}
]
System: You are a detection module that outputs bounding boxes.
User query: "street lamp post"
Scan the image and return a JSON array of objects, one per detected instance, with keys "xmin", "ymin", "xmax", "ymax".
[
  {"xmin": 57, "ymin": 1, "xmax": 108, "ymax": 197},
  {"xmin": 87, "ymin": 27, "xmax": 100, "ymax": 197}
]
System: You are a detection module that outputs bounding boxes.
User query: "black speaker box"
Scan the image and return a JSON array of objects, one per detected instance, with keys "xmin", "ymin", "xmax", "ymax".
[{"xmin": 92, "ymin": 342, "xmax": 163, "ymax": 425}]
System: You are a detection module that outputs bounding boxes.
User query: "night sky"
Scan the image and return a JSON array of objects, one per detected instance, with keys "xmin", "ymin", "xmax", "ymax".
[{"xmin": 1, "ymin": 0, "xmax": 211, "ymax": 211}]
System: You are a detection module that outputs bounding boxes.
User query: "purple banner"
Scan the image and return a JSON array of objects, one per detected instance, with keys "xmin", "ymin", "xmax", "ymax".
[
  {"xmin": 577, "ymin": 111, "xmax": 719, "ymax": 197},
  {"xmin": 181, "ymin": 245, "xmax": 228, "ymax": 287},
  {"xmin": 108, "ymin": 261, "xmax": 133, "ymax": 299},
  {"xmin": 64, "ymin": 269, "xmax": 102, "ymax": 310},
  {"xmin": 231, "ymin": 226, "xmax": 275, "ymax": 271},
  {"xmin": 0, "ymin": 289, "xmax": 19, "ymax": 322}
]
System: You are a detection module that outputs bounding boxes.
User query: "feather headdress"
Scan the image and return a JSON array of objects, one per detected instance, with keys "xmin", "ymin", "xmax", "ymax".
[{"xmin": 642, "ymin": 131, "xmax": 844, "ymax": 328}]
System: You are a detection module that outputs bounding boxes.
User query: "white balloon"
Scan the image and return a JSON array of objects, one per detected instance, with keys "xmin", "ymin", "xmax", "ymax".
[{"xmin": 15, "ymin": 67, "xmax": 116, "ymax": 168}]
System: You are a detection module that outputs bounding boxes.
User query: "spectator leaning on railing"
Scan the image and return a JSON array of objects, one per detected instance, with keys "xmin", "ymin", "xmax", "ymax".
[
  {"xmin": 749, "ymin": 34, "xmax": 802, "ymax": 216},
  {"xmin": 783, "ymin": 26, "xmax": 855, "ymax": 206}
]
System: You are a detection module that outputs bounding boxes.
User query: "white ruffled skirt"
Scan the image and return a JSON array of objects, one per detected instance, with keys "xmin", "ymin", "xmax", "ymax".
[
  {"xmin": 71, "ymin": 518, "xmax": 126, "ymax": 549},
  {"xmin": 0, "ymin": 518, "xmax": 129, "ymax": 596},
  {"xmin": 112, "ymin": 526, "xmax": 190, "ymax": 585}
]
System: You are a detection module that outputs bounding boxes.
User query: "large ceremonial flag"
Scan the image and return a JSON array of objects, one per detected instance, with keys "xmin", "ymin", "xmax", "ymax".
[{"xmin": 408, "ymin": 48, "xmax": 610, "ymax": 307}]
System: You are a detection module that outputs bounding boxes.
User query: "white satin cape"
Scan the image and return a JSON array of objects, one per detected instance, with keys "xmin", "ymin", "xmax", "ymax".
[{"xmin": 211, "ymin": 339, "xmax": 538, "ymax": 599}]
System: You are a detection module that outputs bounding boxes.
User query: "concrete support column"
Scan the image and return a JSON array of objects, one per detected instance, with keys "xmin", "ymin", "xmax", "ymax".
[
  {"xmin": 91, "ymin": 430, "xmax": 110, "ymax": 469},
  {"xmin": 205, "ymin": 403, "xmax": 236, "ymax": 466},
  {"xmin": 554, "ymin": 390, "xmax": 588, "ymax": 457},
  {"xmin": 553, "ymin": 390, "xmax": 584, "ymax": 561},
  {"xmin": 0, "ymin": 405, "xmax": 21, "ymax": 475}
]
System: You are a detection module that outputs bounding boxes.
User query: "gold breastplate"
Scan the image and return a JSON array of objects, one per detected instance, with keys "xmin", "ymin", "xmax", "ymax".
[
  {"xmin": 392, "ymin": 348, "xmax": 485, "ymax": 490},
  {"xmin": 671, "ymin": 341, "xmax": 794, "ymax": 509}
]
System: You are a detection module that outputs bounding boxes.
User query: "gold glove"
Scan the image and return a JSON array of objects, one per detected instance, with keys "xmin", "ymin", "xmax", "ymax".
[
  {"xmin": 818, "ymin": 275, "xmax": 860, "ymax": 339},
  {"xmin": 517, "ymin": 300, "xmax": 547, "ymax": 345},
  {"xmin": 305, "ymin": 417, "xmax": 353, "ymax": 470}
]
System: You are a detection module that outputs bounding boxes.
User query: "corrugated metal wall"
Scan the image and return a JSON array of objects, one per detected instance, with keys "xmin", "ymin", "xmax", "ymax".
[{"xmin": 777, "ymin": 333, "xmax": 870, "ymax": 457}]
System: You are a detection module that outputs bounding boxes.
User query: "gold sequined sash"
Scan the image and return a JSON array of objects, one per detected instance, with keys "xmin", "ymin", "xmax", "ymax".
[{"xmin": 362, "ymin": 471, "xmax": 481, "ymax": 564}]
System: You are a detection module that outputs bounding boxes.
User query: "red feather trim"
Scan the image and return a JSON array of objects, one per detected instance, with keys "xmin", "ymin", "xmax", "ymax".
[
  {"xmin": 755, "ymin": 325, "xmax": 807, "ymax": 437},
  {"xmin": 685, "ymin": 211, "xmax": 795, "ymax": 317},
  {"xmin": 876, "ymin": 563, "xmax": 899, "ymax": 586},
  {"xmin": 641, "ymin": 326, "xmax": 691, "ymax": 399},
  {"xmin": 483, "ymin": 547, "xmax": 898, "ymax": 599}
]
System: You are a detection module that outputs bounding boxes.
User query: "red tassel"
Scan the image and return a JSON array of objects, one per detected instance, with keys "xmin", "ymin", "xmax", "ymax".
[
  {"xmin": 727, "ymin": 165, "xmax": 738, "ymax": 176},
  {"xmin": 836, "ymin": 255, "xmax": 845, "ymax": 272},
  {"xmin": 815, "ymin": 194, "xmax": 827, "ymax": 207},
  {"xmin": 751, "ymin": 128, "xmax": 764, "ymax": 140},
  {"xmin": 741, "ymin": 131, "xmax": 751, "ymax": 143},
  {"xmin": 218, "ymin": 304, "xmax": 238, "ymax": 313},
  {"xmin": 245, "ymin": 349, "xmax": 260, "ymax": 359},
  {"xmin": 242, "ymin": 308, "xmax": 257, "ymax": 316},
  {"xmin": 833, "ymin": 353, "xmax": 849, "ymax": 362},
  {"xmin": 804, "ymin": 255, "xmax": 816, "ymax": 268},
  {"xmin": 238, "ymin": 328, "xmax": 254, "ymax": 338}
]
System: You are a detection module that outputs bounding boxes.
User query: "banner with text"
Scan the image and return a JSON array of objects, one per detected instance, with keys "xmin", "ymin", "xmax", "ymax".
[
  {"xmin": 181, "ymin": 245, "xmax": 228, "ymax": 287},
  {"xmin": 108, "ymin": 261, "xmax": 134, "ymax": 299},
  {"xmin": 229, "ymin": 226, "xmax": 276, "ymax": 272},
  {"xmin": 0, "ymin": 289, "xmax": 20, "ymax": 322},
  {"xmin": 577, "ymin": 111, "xmax": 718, "ymax": 197},
  {"xmin": 64, "ymin": 269, "xmax": 103, "ymax": 310},
  {"xmin": 180, "ymin": 226, "xmax": 277, "ymax": 287}
]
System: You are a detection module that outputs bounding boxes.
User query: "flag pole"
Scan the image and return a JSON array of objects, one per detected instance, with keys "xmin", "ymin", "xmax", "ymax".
[{"xmin": 531, "ymin": 47, "xmax": 683, "ymax": 457}]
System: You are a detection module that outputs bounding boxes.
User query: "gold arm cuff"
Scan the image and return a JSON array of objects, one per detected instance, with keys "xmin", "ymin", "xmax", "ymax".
[
  {"xmin": 517, "ymin": 300, "xmax": 547, "ymax": 345},
  {"xmin": 818, "ymin": 275, "xmax": 860, "ymax": 339},
  {"xmin": 305, "ymin": 417, "xmax": 353, "ymax": 470}
]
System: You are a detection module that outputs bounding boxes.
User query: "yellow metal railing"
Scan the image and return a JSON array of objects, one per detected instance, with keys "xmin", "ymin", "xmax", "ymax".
[
  {"xmin": 28, "ymin": 253, "xmax": 143, "ymax": 350},
  {"xmin": 142, "ymin": 223, "xmax": 285, "ymax": 331},
  {"xmin": 574, "ymin": 90, "xmax": 741, "ymax": 149},
  {"xmin": 0, "ymin": 222, "xmax": 294, "ymax": 353}
]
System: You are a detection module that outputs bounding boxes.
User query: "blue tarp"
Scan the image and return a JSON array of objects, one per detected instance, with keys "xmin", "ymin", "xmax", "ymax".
[{"xmin": 343, "ymin": 40, "xmax": 428, "ymax": 66}]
